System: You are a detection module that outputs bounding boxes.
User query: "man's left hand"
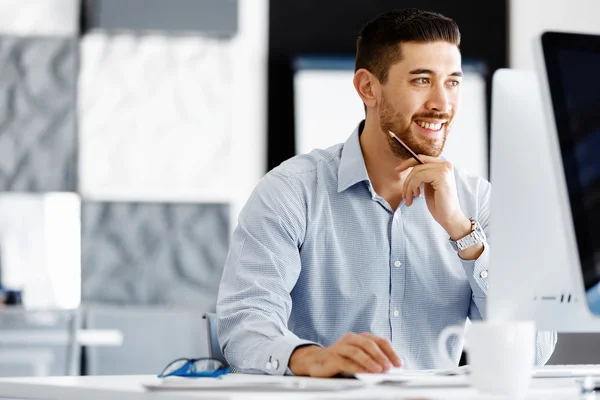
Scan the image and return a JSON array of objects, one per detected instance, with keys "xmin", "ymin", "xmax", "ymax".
[{"xmin": 395, "ymin": 155, "xmax": 471, "ymax": 240}]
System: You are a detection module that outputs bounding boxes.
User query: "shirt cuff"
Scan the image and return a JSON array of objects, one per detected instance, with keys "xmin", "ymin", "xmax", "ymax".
[
  {"xmin": 260, "ymin": 336, "xmax": 322, "ymax": 376},
  {"xmin": 459, "ymin": 241, "xmax": 489, "ymax": 299}
]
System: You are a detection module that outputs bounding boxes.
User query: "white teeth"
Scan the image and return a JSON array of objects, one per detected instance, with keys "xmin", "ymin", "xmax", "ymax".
[{"xmin": 416, "ymin": 121, "xmax": 442, "ymax": 131}]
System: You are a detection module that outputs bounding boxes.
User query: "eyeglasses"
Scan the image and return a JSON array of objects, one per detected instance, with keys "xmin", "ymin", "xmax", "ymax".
[{"xmin": 157, "ymin": 357, "xmax": 230, "ymax": 378}]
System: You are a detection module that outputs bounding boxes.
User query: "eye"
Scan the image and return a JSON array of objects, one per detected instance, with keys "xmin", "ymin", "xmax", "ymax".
[
  {"xmin": 413, "ymin": 77, "xmax": 430, "ymax": 84},
  {"xmin": 447, "ymin": 80, "xmax": 461, "ymax": 87}
]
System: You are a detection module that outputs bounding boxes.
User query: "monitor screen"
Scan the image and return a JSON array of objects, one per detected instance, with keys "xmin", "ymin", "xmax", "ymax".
[{"xmin": 542, "ymin": 32, "xmax": 600, "ymax": 296}]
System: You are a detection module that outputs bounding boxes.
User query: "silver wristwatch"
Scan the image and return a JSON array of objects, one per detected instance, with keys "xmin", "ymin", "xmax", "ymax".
[{"xmin": 449, "ymin": 218, "xmax": 486, "ymax": 252}]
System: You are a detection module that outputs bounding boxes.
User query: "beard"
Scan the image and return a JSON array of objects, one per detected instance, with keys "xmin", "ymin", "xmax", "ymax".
[{"xmin": 378, "ymin": 93, "xmax": 451, "ymax": 159}]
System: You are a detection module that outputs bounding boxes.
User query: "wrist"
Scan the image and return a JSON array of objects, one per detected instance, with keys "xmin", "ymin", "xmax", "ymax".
[
  {"xmin": 445, "ymin": 215, "xmax": 472, "ymax": 241},
  {"xmin": 288, "ymin": 345, "xmax": 321, "ymax": 376}
]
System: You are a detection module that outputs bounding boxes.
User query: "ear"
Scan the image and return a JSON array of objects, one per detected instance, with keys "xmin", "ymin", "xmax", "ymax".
[{"xmin": 353, "ymin": 68, "xmax": 380, "ymax": 109}]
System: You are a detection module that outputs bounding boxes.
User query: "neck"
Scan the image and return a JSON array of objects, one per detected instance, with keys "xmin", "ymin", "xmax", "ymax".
[{"xmin": 359, "ymin": 118, "xmax": 412, "ymax": 209}]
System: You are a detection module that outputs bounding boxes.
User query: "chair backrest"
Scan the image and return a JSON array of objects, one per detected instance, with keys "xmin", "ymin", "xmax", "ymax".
[
  {"xmin": 202, "ymin": 312, "xmax": 227, "ymax": 365},
  {"xmin": 84, "ymin": 305, "xmax": 208, "ymax": 375}
]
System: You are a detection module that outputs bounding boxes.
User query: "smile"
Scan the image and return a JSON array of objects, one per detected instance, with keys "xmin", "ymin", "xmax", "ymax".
[{"xmin": 414, "ymin": 120, "xmax": 445, "ymax": 131}]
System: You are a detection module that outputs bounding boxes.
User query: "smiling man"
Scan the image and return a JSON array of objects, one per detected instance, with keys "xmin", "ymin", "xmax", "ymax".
[{"xmin": 216, "ymin": 8, "xmax": 556, "ymax": 377}]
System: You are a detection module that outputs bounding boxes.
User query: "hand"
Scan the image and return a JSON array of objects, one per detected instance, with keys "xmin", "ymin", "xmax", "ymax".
[
  {"xmin": 395, "ymin": 155, "xmax": 470, "ymax": 239},
  {"xmin": 288, "ymin": 332, "xmax": 402, "ymax": 377}
]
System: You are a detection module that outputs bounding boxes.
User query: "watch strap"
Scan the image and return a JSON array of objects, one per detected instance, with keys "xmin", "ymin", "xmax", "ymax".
[{"xmin": 449, "ymin": 218, "xmax": 485, "ymax": 251}]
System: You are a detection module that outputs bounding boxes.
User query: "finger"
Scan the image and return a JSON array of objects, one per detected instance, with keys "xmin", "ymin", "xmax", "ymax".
[
  {"xmin": 401, "ymin": 164, "xmax": 433, "ymax": 195},
  {"xmin": 395, "ymin": 155, "xmax": 446, "ymax": 173},
  {"xmin": 360, "ymin": 333, "xmax": 402, "ymax": 367},
  {"xmin": 408, "ymin": 176, "xmax": 424, "ymax": 200},
  {"xmin": 408, "ymin": 169, "xmax": 441, "ymax": 204},
  {"xmin": 416, "ymin": 154, "xmax": 444, "ymax": 163},
  {"xmin": 395, "ymin": 157, "xmax": 420, "ymax": 173},
  {"xmin": 337, "ymin": 356, "xmax": 372, "ymax": 375},
  {"xmin": 338, "ymin": 344, "xmax": 383, "ymax": 373},
  {"xmin": 400, "ymin": 162, "xmax": 442, "ymax": 174},
  {"xmin": 405, "ymin": 189, "xmax": 414, "ymax": 206},
  {"xmin": 308, "ymin": 354, "xmax": 369, "ymax": 378},
  {"xmin": 349, "ymin": 335, "xmax": 393, "ymax": 370},
  {"xmin": 406, "ymin": 167, "xmax": 442, "ymax": 193},
  {"xmin": 402, "ymin": 168, "xmax": 417, "ymax": 198},
  {"xmin": 407, "ymin": 179, "xmax": 421, "ymax": 206},
  {"xmin": 403, "ymin": 173, "xmax": 423, "ymax": 206}
]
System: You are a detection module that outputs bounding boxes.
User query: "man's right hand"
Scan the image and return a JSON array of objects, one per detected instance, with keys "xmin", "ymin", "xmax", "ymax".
[{"xmin": 288, "ymin": 332, "xmax": 402, "ymax": 377}]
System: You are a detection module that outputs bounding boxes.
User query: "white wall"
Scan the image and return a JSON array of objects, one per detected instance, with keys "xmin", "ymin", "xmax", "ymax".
[
  {"xmin": 510, "ymin": 0, "xmax": 600, "ymax": 69},
  {"xmin": 294, "ymin": 69, "xmax": 364, "ymax": 155},
  {"xmin": 229, "ymin": 0, "xmax": 269, "ymax": 232},
  {"xmin": 294, "ymin": 67, "xmax": 488, "ymax": 179}
]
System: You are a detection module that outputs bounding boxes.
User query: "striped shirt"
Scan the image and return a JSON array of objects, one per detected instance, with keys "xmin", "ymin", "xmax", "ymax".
[{"xmin": 217, "ymin": 121, "xmax": 557, "ymax": 375}]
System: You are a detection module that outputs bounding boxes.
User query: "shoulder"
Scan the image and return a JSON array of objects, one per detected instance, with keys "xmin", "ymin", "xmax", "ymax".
[
  {"xmin": 239, "ymin": 144, "xmax": 343, "ymax": 239},
  {"xmin": 273, "ymin": 143, "xmax": 342, "ymax": 178},
  {"xmin": 244, "ymin": 143, "xmax": 343, "ymax": 209},
  {"xmin": 266, "ymin": 143, "xmax": 343, "ymax": 189}
]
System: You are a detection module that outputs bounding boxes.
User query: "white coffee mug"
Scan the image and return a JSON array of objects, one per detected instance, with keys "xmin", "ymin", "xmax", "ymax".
[{"xmin": 437, "ymin": 320, "xmax": 536, "ymax": 398}]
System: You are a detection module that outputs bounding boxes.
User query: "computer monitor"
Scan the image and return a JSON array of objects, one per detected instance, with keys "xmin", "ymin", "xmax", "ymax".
[
  {"xmin": 488, "ymin": 68, "xmax": 589, "ymax": 331},
  {"xmin": 537, "ymin": 31, "xmax": 600, "ymax": 316},
  {"xmin": 488, "ymin": 36, "xmax": 600, "ymax": 331}
]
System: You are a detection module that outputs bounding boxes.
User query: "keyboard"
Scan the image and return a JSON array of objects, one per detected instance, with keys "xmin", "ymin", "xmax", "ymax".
[{"xmin": 533, "ymin": 364, "xmax": 600, "ymax": 378}]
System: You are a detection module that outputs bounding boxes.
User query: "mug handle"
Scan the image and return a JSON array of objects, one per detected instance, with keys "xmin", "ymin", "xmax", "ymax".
[{"xmin": 437, "ymin": 325, "xmax": 465, "ymax": 369}]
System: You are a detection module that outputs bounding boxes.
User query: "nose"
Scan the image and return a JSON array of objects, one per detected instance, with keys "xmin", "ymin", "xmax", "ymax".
[{"xmin": 425, "ymin": 84, "xmax": 452, "ymax": 113}]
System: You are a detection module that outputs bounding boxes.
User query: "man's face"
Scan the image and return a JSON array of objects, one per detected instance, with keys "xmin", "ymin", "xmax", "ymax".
[{"xmin": 377, "ymin": 41, "xmax": 462, "ymax": 158}]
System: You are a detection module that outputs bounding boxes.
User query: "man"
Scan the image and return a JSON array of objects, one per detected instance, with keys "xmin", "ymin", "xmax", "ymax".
[{"xmin": 217, "ymin": 8, "xmax": 556, "ymax": 377}]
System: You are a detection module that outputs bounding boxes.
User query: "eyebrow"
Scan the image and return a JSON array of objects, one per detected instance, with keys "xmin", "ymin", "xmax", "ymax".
[{"xmin": 409, "ymin": 68, "xmax": 464, "ymax": 77}]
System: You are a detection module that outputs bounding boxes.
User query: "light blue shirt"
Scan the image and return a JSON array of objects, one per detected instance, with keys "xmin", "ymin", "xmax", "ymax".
[{"xmin": 217, "ymin": 122, "xmax": 556, "ymax": 374}]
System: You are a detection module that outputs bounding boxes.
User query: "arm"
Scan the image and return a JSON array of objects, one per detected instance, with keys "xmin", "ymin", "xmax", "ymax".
[
  {"xmin": 461, "ymin": 180, "xmax": 557, "ymax": 365},
  {"xmin": 217, "ymin": 171, "xmax": 403, "ymax": 376},
  {"xmin": 216, "ymin": 172, "xmax": 319, "ymax": 375},
  {"xmin": 457, "ymin": 178, "xmax": 490, "ymax": 319},
  {"xmin": 396, "ymin": 156, "xmax": 557, "ymax": 364}
]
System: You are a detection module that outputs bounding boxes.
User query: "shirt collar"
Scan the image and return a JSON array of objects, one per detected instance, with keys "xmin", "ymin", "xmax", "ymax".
[{"xmin": 337, "ymin": 120, "xmax": 371, "ymax": 193}]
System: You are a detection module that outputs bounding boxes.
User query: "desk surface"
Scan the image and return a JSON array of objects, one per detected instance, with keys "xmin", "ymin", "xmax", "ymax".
[{"xmin": 0, "ymin": 374, "xmax": 588, "ymax": 400}]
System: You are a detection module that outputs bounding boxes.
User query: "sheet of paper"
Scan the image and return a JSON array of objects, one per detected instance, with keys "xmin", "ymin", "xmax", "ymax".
[
  {"xmin": 355, "ymin": 365, "xmax": 470, "ymax": 384},
  {"xmin": 142, "ymin": 376, "xmax": 365, "ymax": 392},
  {"xmin": 382, "ymin": 375, "xmax": 471, "ymax": 388}
]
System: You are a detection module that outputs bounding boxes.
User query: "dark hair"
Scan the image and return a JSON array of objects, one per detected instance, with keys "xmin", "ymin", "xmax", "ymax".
[{"xmin": 355, "ymin": 9, "xmax": 461, "ymax": 83}]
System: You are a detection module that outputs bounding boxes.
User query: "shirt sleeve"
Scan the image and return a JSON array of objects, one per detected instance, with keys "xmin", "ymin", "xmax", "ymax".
[
  {"xmin": 460, "ymin": 180, "xmax": 491, "ymax": 319},
  {"xmin": 461, "ymin": 179, "xmax": 557, "ymax": 365},
  {"xmin": 216, "ymin": 171, "xmax": 321, "ymax": 375}
]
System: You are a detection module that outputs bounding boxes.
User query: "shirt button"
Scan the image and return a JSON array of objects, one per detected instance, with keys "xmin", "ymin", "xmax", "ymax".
[
  {"xmin": 273, "ymin": 360, "xmax": 279, "ymax": 370},
  {"xmin": 266, "ymin": 362, "xmax": 272, "ymax": 370},
  {"xmin": 480, "ymin": 270, "xmax": 488, "ymax": 279},
  {"xmin": 393, "ymin": 309, "xmax": 399, "ymax": 317},
  {"xmin": 394, "ymin": 260, "xmax": 401, "ymax": 268}
]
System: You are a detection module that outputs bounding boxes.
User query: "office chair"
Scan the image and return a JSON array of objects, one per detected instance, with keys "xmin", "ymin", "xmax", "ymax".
[
  {"xmin": 202, "ymin": 313, "xmax": 228, "ymax": 366},
  {"xmin": 84, "ymin": 306, "xmax": 206, "ymax": 375}
]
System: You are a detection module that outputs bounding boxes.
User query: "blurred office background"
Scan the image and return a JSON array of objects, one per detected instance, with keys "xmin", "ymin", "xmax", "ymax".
[{"xmin": 0, "ymin": 0, "xmax": 598, "ymax": 376}]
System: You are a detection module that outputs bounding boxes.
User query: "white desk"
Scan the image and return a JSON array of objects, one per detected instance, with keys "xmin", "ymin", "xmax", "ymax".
[{"xmin": 0, "ymin": 374, "xmax": 588, "ymax": 400}]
